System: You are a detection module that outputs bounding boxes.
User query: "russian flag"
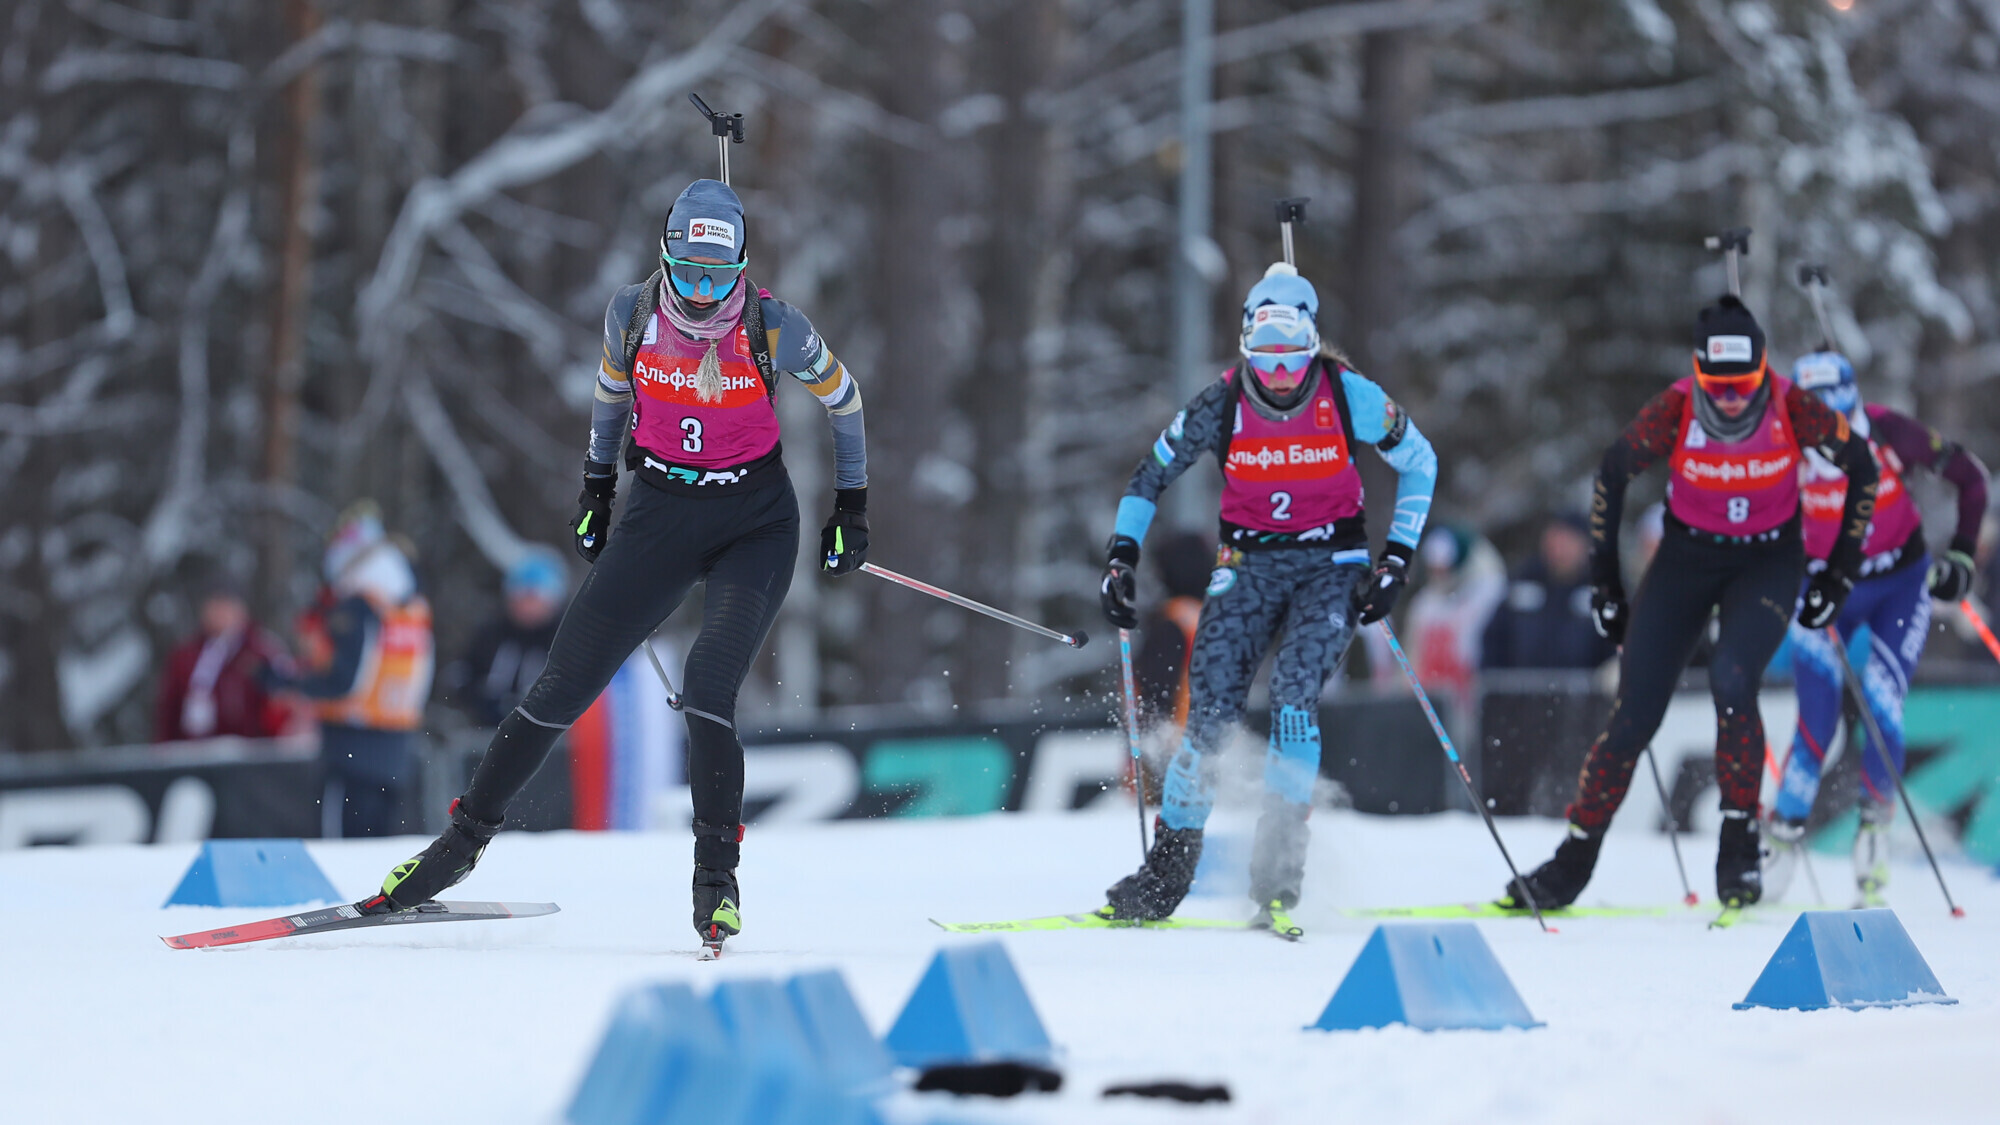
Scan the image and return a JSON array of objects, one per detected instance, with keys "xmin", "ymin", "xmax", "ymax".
[{"xmin": 568, "ymin": 638, "xmax": 685, "ymax": 830}]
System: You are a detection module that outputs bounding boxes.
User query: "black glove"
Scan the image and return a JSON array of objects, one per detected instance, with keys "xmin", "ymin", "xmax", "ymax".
[
  {"xmin": 1798, "ymin": 568, "xmax": 1853, "ymax": 630},
  {"xmin": 820, "ymin": 488, "xmax": 869, "ymax": 576},
  {"xmin": 1590, "ymin": 583, "xmax": 1628, "ymax": 645},
  {"xmin": 570, "ymin": 465, "xmax": 617, "ymax": 563},
  {"xmin": 1929, "ymin": 539, "xmax": 1977, "ymax": 602},
  {"xmin": 1355, "ymin": 543, "xmax": 1412, "ymax": 626},
  {"xmin": 1099, "ymin": 536, "xmax": 1140, "ymax": 629}
]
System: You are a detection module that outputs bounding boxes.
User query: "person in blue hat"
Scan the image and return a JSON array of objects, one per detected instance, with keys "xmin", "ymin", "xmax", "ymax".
[
  {"xmin": 364, "ymin": 179, "xmax": 871, "ymax": 955},
  {"xmin": 1095, "ymin": 262, "xmax": 1438, "ymax": 937},
  {"xmin": 441, "ymin": 547, "xmax": 570, "ymax": 728},
  {"xmin": 1766, "ymin": 349, "xmax": 1987, "ymax": 905}
]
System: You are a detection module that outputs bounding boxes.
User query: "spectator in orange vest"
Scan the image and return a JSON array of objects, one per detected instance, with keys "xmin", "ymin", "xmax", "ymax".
[{"xmin": 286, "ymin": 503, "xmax": 435, "ymax": 837}]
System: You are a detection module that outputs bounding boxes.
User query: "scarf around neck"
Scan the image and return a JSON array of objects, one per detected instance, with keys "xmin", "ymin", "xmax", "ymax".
[
  {"xmin": 659, "ymin": 278, "xmax": 748, "ymax": 403},
  {"xmin": 1691, "ymin": 375, "xmax": 1770, "ymax": 444}
]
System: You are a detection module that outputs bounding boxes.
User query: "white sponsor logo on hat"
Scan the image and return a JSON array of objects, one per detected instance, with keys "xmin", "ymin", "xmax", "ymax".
[
  {"xmin": 687, "ymin": 218, "xmax": 737, "ymax": 251},
  {"xmin": 1794, "ymin": 354, "xmax": 1843, "ymax": 389},
  {"xmin": 1706, "ymin": 334, "xmax": 1753, "ymax": 363}
]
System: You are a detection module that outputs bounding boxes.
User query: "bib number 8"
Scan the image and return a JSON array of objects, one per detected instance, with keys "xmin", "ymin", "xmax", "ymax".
[
  {"xmin": 1270, "ymin": 491, "xmax": 1293, "ymax": 522},
  {"xmin": 1727, "ymin": 496, "xmax": 1749, "ymax": 523}
]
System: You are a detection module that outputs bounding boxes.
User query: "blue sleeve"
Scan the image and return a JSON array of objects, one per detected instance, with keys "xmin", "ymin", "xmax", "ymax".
[
  {"xmin": 763, "ymin": 297, "xmax": 867, "ymax": 491},
  {"xmin": 1341, "ymin": 368, "xmax": 1435, "ymax": 552},
  {"xmin": 1111, "ymin": 377, "xmax": 1232, "ymax": 547},
  {"xmin": 292, "ymin": 597, "xmax": 377, "ymax": 700}
]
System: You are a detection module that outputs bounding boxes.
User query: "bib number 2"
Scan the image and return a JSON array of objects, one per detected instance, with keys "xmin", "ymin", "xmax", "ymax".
[
  {"xmin": 681, "ymin": 417, "xmax": 704, "ymax": 453},
  {"xmin": 1270, "ymin": 491, "xmax": 1293, "ymax": 522},
  {"xmin": 1726, "ymin": 496, "xmax": 1749, "ymax": 524}
]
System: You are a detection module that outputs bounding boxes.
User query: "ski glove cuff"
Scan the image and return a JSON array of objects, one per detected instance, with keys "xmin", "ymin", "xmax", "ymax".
[
  {"xmin": 1930, "ymin": 547, "xmax": 1976, "ymax": 602},
  {"xmin": 1798, "ymin": 569, "xmax": 1853, "ymax": 630},
  {"xmin": 1100, "ymin": 535, "xmax": 1141, "ymax": 630},
  {"xmin": 1355, "ymin": 543, "xmax": 1412, "ymax": 626},
  {"xmin": 570, "ymin": 464, "xmax": 618, "ymax": 564},
  {"xmin": 1590, "ymin": 583, "xmax": 1627, "ymax": 644},
  {"xmin": 822, "ymin": 489, "xmax": 869, "ymax": 576}
]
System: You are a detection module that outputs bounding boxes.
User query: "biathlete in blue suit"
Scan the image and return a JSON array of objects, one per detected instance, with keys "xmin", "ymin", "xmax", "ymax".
[{"xmin": 1095, "ymin": 263, "xmax": 1437, "ymax": 936}]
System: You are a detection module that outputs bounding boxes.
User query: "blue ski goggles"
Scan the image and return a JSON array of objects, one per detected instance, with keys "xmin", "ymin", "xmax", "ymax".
[
  {"xmin": 1242, "ymin": 342, "xmax": 1315, "ymax": 377},
  {"xmin": 662, "ymin": 253, "xmax": 748, "ymax": 301}
]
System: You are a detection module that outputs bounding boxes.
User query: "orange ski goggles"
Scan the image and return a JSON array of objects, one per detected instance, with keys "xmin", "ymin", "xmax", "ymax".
[{"xmin": 1693, "ymin": 356, "xmax": 1767, "ymax": 398}]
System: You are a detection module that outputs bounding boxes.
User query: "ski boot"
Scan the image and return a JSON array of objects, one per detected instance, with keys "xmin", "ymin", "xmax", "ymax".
[
  {"xmin": 1716, "ymin": 809, "xmax": 1763, "ymax": 908},
  {"xmin": 1247, "ymin": 798, "xmax": 1309, "ymax": 940},
  {"xmin": 1760, "ymin": 815, "xmax": 1807, "ymax": 903},
  {"xmin": 359, "ymin": 797, "xmax": 502, "ymax": 914},
  {"xmin": 1853, "ymin": 801, "xmax": 1891, "ymax": 907},
  {"xmin": 693, "ymin": 867, "xmax": 741, "ymax": 959},
  {"xmin": 1499, "ymin": 822, "xmax": 1602, "ymax": 911},
  {"xmin": 1101, "ymin": 819, "xmax": 1203, "ymax": 922}
]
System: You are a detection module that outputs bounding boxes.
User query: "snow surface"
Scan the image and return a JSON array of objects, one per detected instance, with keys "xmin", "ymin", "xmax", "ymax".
[{"xmin": 4, "ymin": 805, "xmax": 1996, "ymax": 1124}]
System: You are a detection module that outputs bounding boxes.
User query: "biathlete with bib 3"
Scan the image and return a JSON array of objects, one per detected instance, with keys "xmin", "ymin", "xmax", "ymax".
[
  {"xmin": 1501, "ymin": 295, "xmax": 1877, "ymax": 912},
  {"xmin": 1095, "ymin": 262, "xmax": 1438, "ymax": 938},
  {"xmin": 359, "ymin": 178, "xmax": 871, "ymax": 956}
]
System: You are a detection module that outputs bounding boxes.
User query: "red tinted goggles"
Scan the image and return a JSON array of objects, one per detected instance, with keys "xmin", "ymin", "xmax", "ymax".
[{"xmin": 1693, "ymin": 357, "xmax": 1767, "ymax": 398}]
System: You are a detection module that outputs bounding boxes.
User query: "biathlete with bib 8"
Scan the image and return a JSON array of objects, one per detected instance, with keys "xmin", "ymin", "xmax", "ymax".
[
  {"xmin": 1096, "ymin": 262, "xmax": 1437, "ymax": 938},
  {"xmin": 358, "ymin": 177, "xmax": 871, "ymax": 957},
  {"xmin": 1502, "ymin": 295, "xmax": 1877, "ymax": 912}
]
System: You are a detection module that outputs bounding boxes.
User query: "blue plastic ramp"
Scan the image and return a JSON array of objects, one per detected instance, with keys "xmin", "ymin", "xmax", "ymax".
[
  {"xmin": 787, "ymin": 970, "xmax": 893, "ymax": 1094},
  {"xmin": 565, "ymin": 984, "xmax": 746, "ymax": 1125},
  {"xmin": 885, "ymin": 941, "xmax": 1054, "ymax": 1067},
  {"xmin": 163, "ymin": 839, "xmax": 341, "ymax": 908},
  {"xmin": 1311, "ymin": 923, "xmax": 1543, "ymax": 1031},
  {"xmin": 1734, "ymin": 909, "xmax": 1957, "ymax": 1011}
]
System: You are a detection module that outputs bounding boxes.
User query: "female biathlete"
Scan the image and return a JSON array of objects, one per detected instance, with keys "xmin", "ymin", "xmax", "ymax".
[
  {"xmin": 1765, "ymin": 349, "xmax": 1986, "ymax": 904},
  {"xmin": 360, "ymin": 179, "xmax": 871, "ymax": 952},
  {"xmin": 1501, "ymin": 296, "xmax": 1877, "ymax": 911},
  {"xmin": 1097, "ymin": 263, "xmax": 1437, "ymax": 936}
]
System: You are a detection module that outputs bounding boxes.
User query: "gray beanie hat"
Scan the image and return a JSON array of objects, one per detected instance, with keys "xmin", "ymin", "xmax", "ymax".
[{"xmin": 662, "ymin": 179, "xmax": 745, "ymax": 263}]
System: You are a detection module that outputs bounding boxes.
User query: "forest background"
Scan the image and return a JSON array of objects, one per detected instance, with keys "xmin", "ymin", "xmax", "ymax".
[{"xmin": 3, "ymin": 0, "xmax": 1995, "ymax": 750}]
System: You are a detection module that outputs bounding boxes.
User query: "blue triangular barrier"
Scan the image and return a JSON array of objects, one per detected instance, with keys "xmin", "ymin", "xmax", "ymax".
[
  {"xmin": 710, "ymin": 979, "xmax": 837, "ymax": 1125},
  {"xmin": 163, "ymin": 839, "xmax": 341, "ymax": 907},
  {"xmin": 565, "ymin": 984, "xmax": 747, "ymax": 1125},
  {"xmin": 1734, "ymin": 909, "xmax": 1957, "ymax": 1011},
  {"xmin": 787, "ymin": 970, "xmax": 893, "ymax": 1094},
  {"xmin": 885, "ymin": 942, "xmax": 1054, "ymax": 1067},
  {"xmin": 1310, "ymin": 923, "xmax": 1543, "ymax": 1031}
]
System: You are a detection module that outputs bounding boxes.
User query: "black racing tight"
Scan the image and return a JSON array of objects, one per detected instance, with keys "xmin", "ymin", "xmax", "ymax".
[
  {"xmin": 464, "ymin": 475, "xmax": 798, "ymax": 868},
  {"xmin": 1568, "ymin": 523, "xmax": 1802, "ymax": 831}
]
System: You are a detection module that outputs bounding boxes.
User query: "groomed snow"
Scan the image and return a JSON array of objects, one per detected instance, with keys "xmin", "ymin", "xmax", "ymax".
[{"xmin": 4, "ymin": 805, "xmax": 1994, "ymax": 1124}]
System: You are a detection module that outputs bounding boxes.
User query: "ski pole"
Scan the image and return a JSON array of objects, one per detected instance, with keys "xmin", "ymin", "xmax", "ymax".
[
  {"xmin": 1274, "ymin": 197, "xmax": 1308, "ymax": 266},
  {"xmin": 689, "ymin": 92, "xmax": 744, "ymax": 185},
  {"xmin": 640, "ymin": 637, "xmax": 684, "ymax": 712},
  {"xmin": 1704, "ymin": 227, "xmax": 1751, "ymax": 298},
  {"xmin": 1117, "ymin": 628, "xmax": 1150, "ymax": 863},
  {"xmin": 859, "ymin": 563, "xmax": 1090, "ymax": 649},
  {"xmin": 1957, "ymin": 599, "xmax": 2000, "ymax": 667},
  {"xmin": 1377, "ymin": 620, "xmax": 1549, "ymax": 932},
  {"xmin": 1642, "ymin": 746, "xmax": 1698, "ymax": 905},
  {"xmin": 1825, "ymin": 626, "xmax": 1963, "ymax": 917},
  {"xmin": 1797, "ymin": 263, "xmax": 1839, "ymax": 351}
]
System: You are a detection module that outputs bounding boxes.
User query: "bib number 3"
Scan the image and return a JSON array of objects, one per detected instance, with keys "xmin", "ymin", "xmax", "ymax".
[
  {"xmin": 1726, "ymin": 496, "xmax": 1749, "ymax": 524},
  {"xmin": 681, "ymin": 417, "xmax": 704, "ymax": 454}
]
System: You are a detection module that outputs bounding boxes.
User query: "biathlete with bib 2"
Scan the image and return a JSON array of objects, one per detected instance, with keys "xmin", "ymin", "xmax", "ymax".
[
  {"xmin": 1095, "ymin": 262, "xmax": 1438, "ymax": 938},
  {"xmin": 1501, "ymin": 294, "xmax": 1877, "ymax": 912}
]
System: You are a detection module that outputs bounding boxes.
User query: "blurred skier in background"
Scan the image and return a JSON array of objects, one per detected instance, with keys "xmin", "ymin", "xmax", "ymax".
[
  {"xmin": 360, "ymin": 179, "xmax": 869, "ymax": 955},
  {"xmin": 1764, "ymin": 349, "xmax": 1987, "ymax": 905},
  {"xmin": 1096, "ymin": 262, "xmax": 1437, "ymax": 937},
  {"xmin": 1501, "ymin": 296, "xmax": 1877, "ymax": 911},
  {"xmin": 289, "ymin": 503, "xmax": 434, "ymax": 837}
]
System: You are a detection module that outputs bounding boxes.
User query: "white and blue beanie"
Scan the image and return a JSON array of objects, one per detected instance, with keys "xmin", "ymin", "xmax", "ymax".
[
  {"xmin": 1240, "ymin": 263, "xmax": 1321, "ymax": 357},
  {"xmin": 1792, "ymin": 350, "xmax": 1858, "ymax": 418},
  {"xmin": 662, "ymin": 179, "xmax": 745, "ymax": 263}
]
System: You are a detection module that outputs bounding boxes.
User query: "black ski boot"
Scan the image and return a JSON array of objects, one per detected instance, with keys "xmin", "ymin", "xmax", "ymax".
[
  {"xmin": 360, "ymin": 798, "xmax": 501, "ymax": 914},
  {"xmin": 1716, "ymin": 810, "xmax": 1763, "ymax": 907},
  {"xmin": 693, "ymin": 867, "xmax": 741, "ymax": 957},
  {"xmin": 1102, "ymin": 819, "xmax": 1203, "ymax": 922},
  {"xmin": 1500, "ymin": 822, "xmax": 1603, "ymax": 911},
  {"xmin": 1248, "ymin": 798, "xmax": 1310, "ymax": 939}
]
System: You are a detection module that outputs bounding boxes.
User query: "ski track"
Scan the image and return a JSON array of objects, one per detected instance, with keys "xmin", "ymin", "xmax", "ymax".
[{"xmin": 3, "ymin": 806, "xmax": 1994, "ymax": 1124}]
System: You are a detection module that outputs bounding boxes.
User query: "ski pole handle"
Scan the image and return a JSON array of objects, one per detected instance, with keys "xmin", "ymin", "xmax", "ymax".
[{"xmin": 858, "ymin": 563, "xmax": 1089, "ymax": 648}]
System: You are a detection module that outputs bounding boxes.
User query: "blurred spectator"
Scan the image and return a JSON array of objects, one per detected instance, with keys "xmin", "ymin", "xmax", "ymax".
[
  {"xmin": 443, "ymin": 546, "xmax": 570, "ymax": 726},
  {"xmin": 153, "ymin": 581, "xmax": 305, "ymax": 742},
  {"xmin": 1402, "ymin": 523, "xmax": 1506, "ymax": 697},
  {"xmin": 1482, "ymin": 513, "xmax": 1617, "ymax": 670},
  {"xmin": 1133, "ymin": 531, "xmax": 1213, "ymax": 727},
  {"xmin": 286, "ymin": 503, "xmax": 434, "ymax": 837}
]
